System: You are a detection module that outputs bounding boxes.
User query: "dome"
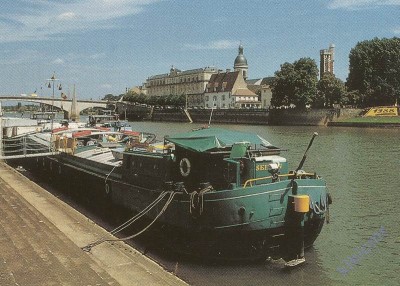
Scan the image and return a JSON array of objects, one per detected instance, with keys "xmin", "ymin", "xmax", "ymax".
[{"xmin": 234, "ymin": 44, "xmax": 248, "ymax": 67}]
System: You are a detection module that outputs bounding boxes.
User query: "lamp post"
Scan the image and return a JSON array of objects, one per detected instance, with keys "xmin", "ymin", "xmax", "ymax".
[{"xmin": 46, "ymin": 73, "xmax": 62, "ymax": 131}]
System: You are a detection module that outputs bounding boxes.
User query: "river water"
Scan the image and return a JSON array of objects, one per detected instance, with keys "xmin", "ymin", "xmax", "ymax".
[
  {"xmin": 125, "ymin": 121, "xmax": 399, "ymax": 286},
  {"xmin": 5, "ymin": 113, "xmax": 399, "ymax": 285}
]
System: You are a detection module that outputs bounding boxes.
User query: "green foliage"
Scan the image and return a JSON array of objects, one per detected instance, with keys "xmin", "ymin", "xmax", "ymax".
[
  {"xmin": 102, "ymin": 94, "xmax": 121, "ymax": 101},
  {"xmin": 315, "ymin": 73, "xmax": 346, "ymax": 107},
  {"xmin": 271, "ymin": 58, "xmax": 318, "ymax": 109},
  {"xmin": 347, "ymin": 37, "xmax": 400, "ymax": 107},
  {"xmin": 341, "ymin": 90, "xmax": 361, "ymax": 107},
  {"xmin": 121, "ymin": 92, "xmax": 185, "ymax": 108}
]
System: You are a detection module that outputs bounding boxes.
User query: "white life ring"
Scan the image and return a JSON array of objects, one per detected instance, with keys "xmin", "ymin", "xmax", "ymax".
[{"xmin": 179, "ymin": 158, "xmax": 191, "ymax": 177}]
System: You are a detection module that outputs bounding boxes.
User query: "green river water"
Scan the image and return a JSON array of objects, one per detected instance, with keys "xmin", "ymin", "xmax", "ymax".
[{"xmin": 127, "ymin": 121, "xmax": 399, "ymax": 286}]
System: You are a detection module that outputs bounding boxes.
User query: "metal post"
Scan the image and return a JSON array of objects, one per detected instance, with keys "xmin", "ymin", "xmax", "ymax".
[
  {"xmin": 23, "ymin": 136, "xmax": 26, "ymax": 156},
  {"xmin": 185, "ymin": 93, "xmax": 188, "ymax": 110},
  {"xmin": 0, "ymin": 101, "xmax": 3, "ymax": 158},
  {"xmin": 47, "ymin": 73, "xmax": 60, "ymax": 131},
  {"xmin": 51, "ymin": 77, "xmax": 55, "ymax": 131}
]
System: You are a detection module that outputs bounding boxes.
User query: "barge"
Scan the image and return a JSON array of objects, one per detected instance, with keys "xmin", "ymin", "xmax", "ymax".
[{"xmin": 31, "ymin": 127, "xmax": 331, "ymax": 262}]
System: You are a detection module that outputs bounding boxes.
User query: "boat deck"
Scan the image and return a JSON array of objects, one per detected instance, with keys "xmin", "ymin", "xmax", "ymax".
[{"xmin": 74, "ymin": 147, "xmax": 122, "ymax": 166}]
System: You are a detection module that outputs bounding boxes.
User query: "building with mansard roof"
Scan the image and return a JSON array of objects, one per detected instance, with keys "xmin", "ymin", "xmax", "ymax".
[
  {"xmin": 144, "ymin": 44, "xmax": 259, "ymax": 108},
  {"xmin": 145, "ymin": 66, "xmax": 218, "ymax": 107},
  {"xmin": 204, "ymin": 69, "xmax": 260, "ymax": 109}
]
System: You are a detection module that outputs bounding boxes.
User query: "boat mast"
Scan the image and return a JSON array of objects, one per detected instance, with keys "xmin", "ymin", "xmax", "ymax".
[{"xmin": 208, "ymin": 107, "xmax": 214, "ymax": 127}]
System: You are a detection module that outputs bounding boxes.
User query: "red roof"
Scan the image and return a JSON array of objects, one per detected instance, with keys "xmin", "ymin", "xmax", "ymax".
[{"xmin": 205, "ymin": 71, "xmax": 240, "ymax": 93}]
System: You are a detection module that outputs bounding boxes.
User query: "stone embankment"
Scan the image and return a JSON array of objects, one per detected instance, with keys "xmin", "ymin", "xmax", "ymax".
[
  {"xmin": 0, "ymin": 162, "xmax": 187, "ymax": 286},
  {"xmin": 118, "ymin": 100, "xmax": 370, "ymax": 126},
  {"xmin": 122, "ymin": 105, "xmax": 362, "ymax": 126},
  {"xmin": 268, "ymin": 108, "xmax": 362, "ymax": 126}
]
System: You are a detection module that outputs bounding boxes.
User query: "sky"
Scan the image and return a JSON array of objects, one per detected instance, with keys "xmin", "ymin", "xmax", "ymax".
[{"xmin": 0, "ymin": 0, "xmax": 399, "ymax": 100}]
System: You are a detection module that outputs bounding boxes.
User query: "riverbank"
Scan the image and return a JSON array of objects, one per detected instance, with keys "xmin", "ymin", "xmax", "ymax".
[
  {"xmin": 120, "ymin": 104, "xmax": 361, "ymax": 126},
  {"xmin": 328, "ymin": 116, "xmax": 400, "ymax": 128},
  {"xmin": 0, "ymin": 162, "xmax": 187, "ymax": 286}
]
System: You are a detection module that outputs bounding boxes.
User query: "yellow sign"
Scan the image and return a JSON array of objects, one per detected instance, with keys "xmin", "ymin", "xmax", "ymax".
[{"xmin": 365, "ymin": 107, "xmax": 398, "ymax": 117}]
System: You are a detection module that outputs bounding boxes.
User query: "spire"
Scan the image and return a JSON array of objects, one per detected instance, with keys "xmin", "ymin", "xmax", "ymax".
[
  {"xmin": 234, "ymin": 44, "xmax": 248, "ymax": 80},
  {"xmin": 238, "ymin": 44, "xmax": 244, "ymax": 55},
  {"xmin": 70, "ymin": 85, "xmax": 79, "ymax": 122}
]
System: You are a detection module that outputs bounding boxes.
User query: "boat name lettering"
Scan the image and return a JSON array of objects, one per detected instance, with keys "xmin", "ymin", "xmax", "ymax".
[{"xmin": 256, "ymin": 164, "xmax": 268, "ymax": 171}]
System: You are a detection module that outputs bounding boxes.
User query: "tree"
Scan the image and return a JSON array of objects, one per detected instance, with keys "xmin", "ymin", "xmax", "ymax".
[
  {"xmin": 315, "ymin": 73, "xmax": 346, "ymax": 107},
  {"xmin": 146, "ymin": 95, "xmax": 159, "ymax": 106},
  {"xmin": 271, "ymin": 58, "xmax": 318, "ymax": 109},
  {"xmin": 102, "ymin": 94, "xmax": 120, "ymax": 101},
  {"xmin": 347, "ymin": 37, "xmax": 400, "ymax": 107},
  {"xmin": 341, "ymin": 90, "xmax": 361, "ymax": 107}
]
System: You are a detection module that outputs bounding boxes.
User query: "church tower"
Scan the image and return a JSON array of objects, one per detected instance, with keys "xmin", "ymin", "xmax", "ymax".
[
  {"xmin": 234, "ymin": 44, "xmax": 248, "ymax": 80},
  {"xmin": 320, "ymin": 44, "xmax": 335, "ymax": 78}
]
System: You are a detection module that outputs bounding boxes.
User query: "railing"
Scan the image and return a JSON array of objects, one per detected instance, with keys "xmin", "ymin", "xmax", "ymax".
[
  {"xmin": 243, "ymin": 172, "xmax": 317, "ymax": 188},
  {"xmin": 0, "ymin": 134, "xmax": 59, "ymax": 159}
]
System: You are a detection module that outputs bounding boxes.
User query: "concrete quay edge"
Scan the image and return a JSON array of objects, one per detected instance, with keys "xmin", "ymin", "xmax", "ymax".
[{"xmin": 0, "ymin": 161, "xmax": 188, "ymax": 286}]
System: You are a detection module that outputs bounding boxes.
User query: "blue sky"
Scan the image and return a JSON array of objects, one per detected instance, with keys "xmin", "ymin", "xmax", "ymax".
[{"xmin": 0, "ymin": 0, "xmax": 399, "ymax": 100}]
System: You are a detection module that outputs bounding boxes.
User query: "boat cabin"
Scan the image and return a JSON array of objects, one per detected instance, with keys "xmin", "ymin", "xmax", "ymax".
[
  {"xmin": 121, "ymin": 128, "xmax": 288, "ymax": 192},
  {"xmin": 88, "ymin": 114, "xmax": 119, "ymax": 127}
]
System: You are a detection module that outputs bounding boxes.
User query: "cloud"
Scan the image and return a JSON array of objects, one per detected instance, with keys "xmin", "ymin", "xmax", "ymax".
[
  {"xmin": 101, "ymin": 83, "xmax": 112, "ymax": 89},
  {"xmin": 90, "ymin": 53, "xmax": 106, "ymax": 59},
  {"xmin": 0, "ymin": 0, "xmax": 162, "ymax": 43},
  {"xmin": 184, "ymin": 40, "xmax": 239, "ymax": 50},
  {"xmin": 328, "ymin": 0, "xmax": 400, "ymax": 10},
  {"xmin": 0, "ymin": 49, "xmax": 43, "ymax": 65},
  {"xmin": 52, "ymin": 58, "xmax": 65, "ymax": 64},
  {"xmin": 56, "ymin": 12, "xmax": 77, "ymax": 21}
]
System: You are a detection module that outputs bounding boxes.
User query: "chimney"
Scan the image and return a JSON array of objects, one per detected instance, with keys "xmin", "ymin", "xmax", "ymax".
[{"xmin": 226, "ymin": 69, "xmax": 231, "ymax": 73}]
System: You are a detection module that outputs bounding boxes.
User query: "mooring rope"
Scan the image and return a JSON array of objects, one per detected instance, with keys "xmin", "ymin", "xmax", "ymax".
[
  {"xmin": 189, "ymin": 185, "xmax": 212, "ymax": 217},
  {"xmin": 82, "ymin": 191, "xmax": 176, "ymax": 252},
  {"xmin": 104, "ymin": 162, "xmax": 122, "ymax": 184},
  {"xmin": 108, "ymin": 191, "xmax": 177, "ymax": 242},
  {"xmin": 108, "ymin": 191, "xmax": 168, "ymax": 235}
]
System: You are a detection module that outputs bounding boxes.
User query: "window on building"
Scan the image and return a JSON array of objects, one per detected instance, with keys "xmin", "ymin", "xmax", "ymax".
[
  {"xmin": 222, "ymin": 95, "xmax": 225, "ymax": 100},
  {"xmin": 213, "ymin": 96, "xmax": 217, "ymax": 101},
  {"xmin": 205, "ymin": 96, "xmax": 209, "ymax": 101}
]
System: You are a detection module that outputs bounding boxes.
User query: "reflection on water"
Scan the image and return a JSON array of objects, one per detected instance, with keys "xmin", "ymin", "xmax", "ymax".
[{"xmin": 125, "ymin": 122, "xmax": 399, "ymax": 286}]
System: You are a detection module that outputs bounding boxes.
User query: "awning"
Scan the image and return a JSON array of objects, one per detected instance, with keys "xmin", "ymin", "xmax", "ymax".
[{"xmin": 165, "ymin": 128, "xmax": 272, "ymax": 152}]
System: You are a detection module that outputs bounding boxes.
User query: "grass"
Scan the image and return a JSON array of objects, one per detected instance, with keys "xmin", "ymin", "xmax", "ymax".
[{"xmin": 338, "ymin": 116, "xmax": 400, "ymax": 124}]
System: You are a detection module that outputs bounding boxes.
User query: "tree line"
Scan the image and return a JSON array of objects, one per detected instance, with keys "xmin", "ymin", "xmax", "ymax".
[
  {"xmin": 272, "ymin": 37, "xmax": 400, "ymax": 109},
  {"xmin": 103, "ymin": 37, "xmax": 400, "ymax": 109}
]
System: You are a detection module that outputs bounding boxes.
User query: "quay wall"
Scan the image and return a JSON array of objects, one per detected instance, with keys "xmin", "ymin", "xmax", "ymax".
[
  {"xmin": 268, "ymin": 108, "xmax": 362, "ymax": 126},
  {"xmin": 121, "ymin": 103, "xmax": 362, "ymax": 126},
  {"xmin": 151, "ymin": 109, "xmax": 269, "ymax": 125}
]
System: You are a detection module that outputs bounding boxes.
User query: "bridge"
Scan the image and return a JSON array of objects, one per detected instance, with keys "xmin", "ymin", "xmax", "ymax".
[{"xmin": 0, "ymin": 95, "xmax": 116, "ymax": 118}]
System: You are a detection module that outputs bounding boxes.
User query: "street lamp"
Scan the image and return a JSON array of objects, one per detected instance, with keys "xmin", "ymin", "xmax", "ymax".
[{"xmin": 46, "ymin": 72, "xmax": 62, "ymax": 130}]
